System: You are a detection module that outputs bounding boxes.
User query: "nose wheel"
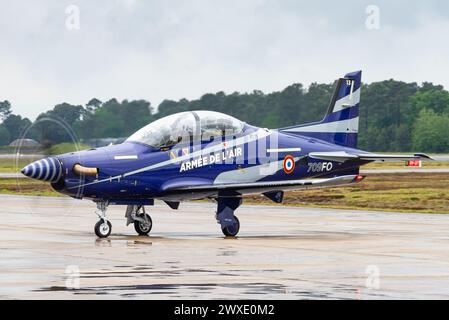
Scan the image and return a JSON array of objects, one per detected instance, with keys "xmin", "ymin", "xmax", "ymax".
[
  {"xmin": 94, "ymin": 201, "xmax": 111, "ymax": 238},
  {"xmin": 95, "ymin": 219, "xmax": 112, "ymax": 238}
]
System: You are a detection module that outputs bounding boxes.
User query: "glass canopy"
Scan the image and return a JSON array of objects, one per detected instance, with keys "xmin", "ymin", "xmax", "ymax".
[{"xmin": 127, "ymin": 111, "xmax": 244, "ymax": 148}]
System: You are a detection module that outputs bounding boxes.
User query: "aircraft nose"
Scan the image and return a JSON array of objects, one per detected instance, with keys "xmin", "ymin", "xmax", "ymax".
[{"xmin": 21, "ymin": 157, "xmax": 63, "ymax": 182}]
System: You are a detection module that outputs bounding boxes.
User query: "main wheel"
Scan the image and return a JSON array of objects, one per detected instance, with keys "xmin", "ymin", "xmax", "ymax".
[
  {"xmin": 222, "ymin": 216, "xmax": 240, "ymax": 237},
  {"xmin": 95, "ymin": 219, "xmax": 112, "ymax": 238},
  {"xmin": 134, "ymin": 213, "xmax": 153, "ymax": 236}
]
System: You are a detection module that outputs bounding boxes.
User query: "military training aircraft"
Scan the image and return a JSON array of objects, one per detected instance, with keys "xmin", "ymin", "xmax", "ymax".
[{"xmin": 21, "ymin": 71, "xmax": 437, "ymax": 238}]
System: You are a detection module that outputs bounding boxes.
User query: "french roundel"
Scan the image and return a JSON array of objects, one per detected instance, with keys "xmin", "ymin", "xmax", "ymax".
[{"xmin": 283, "ymin": 155, "xmax": 295, "ymax": 174}]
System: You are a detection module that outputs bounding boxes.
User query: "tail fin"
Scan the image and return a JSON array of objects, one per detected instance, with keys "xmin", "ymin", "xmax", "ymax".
[{"xmin": 280, "ymin": 71, "xmax": 361, "ymax": 148}]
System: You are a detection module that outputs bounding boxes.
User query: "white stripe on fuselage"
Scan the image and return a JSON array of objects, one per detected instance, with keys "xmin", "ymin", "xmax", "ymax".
[
  {"xmin": 114, "ymin": 155, "xmax": 138, "ymax": 160},
  {"xmin": 68, "ymin": 129, "xmax": 272, "ymax": 190},
  {"xmin": 267, "ymin": 147, "xmax": 302, "ymax": 153}
]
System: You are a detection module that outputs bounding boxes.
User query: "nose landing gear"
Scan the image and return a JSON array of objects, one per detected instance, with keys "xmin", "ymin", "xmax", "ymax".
[{"xmin": 94, "ymin": 201, "xmax": 111, "ymax": 238}]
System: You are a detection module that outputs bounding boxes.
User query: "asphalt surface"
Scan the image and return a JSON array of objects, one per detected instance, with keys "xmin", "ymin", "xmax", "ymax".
[{"xmin": 1, "ymin": 194, "xmax": 449, "ymax": 299}]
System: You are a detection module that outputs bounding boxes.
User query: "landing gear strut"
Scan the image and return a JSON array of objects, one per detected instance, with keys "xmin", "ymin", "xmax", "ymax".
[
  {"xmin": 94, "ymin": 201, "xmax": 111, "ymax": 238},
  {"xmin": 92, "ymin": 202, "xmax": 153, "ymax": 238},
  {"xmin": 126, "ymin": 205, "xmax": 153, "ymax": 236},
  {"xmin": 216, "ymin": 197, "xmax": 242, "ymax": 237}
]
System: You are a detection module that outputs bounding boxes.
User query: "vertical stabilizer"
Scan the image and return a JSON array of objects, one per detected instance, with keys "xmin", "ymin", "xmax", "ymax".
[{"xmin": 279, "ymin": 71, "xmax": 361, "ymax": 148}]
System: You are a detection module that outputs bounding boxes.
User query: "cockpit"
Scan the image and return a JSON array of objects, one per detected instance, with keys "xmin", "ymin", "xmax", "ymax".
[{"xmin": 126, "ymin": 111, "xmax": 245, "ymax": 148}]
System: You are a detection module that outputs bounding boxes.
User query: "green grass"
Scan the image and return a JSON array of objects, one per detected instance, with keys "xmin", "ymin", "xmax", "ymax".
[
  {"xmin": 45, "ymin": 143, "xmax": 91, "ymax": 155},
  {"xmin": 0, "ymin": 143, "xmax": 91, "ymax": 173},
  {"xmin": 0, "ymin": 178, "xmax": 60, "ymax": 196},
  {"xmin": 245, "ymin": 173, "xmax": 449, "ymax": 214},
  {"xmin": 0, "ymin": 158, "xmax": 32, "ymax": 173}
]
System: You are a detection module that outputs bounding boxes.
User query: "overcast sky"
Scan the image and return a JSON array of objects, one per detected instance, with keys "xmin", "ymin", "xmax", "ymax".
[{"xmin": 1, "ymin": 0, "xmax": 449, "ymax": 120}]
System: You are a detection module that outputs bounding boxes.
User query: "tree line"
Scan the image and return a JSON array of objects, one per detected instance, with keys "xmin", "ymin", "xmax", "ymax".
[{"xmin": 1, "ymin": 79, "xmax": 449, "ymax": 152}]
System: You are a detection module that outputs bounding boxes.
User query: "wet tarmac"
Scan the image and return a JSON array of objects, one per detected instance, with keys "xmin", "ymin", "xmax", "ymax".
[{"xmin": 1, "ymin": 194, "xmax": 449, "ymax": 299}]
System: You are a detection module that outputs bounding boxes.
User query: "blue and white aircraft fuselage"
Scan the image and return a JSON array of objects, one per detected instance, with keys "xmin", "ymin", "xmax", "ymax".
[{"xmin": 21, "ymin": 71, "xmax": 435, "ymax": 238}]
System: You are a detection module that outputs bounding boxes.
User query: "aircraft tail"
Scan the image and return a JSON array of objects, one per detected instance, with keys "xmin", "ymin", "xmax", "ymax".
[{"xmin": 279, "ymin": 71, "xmax": 361, "ymax": 148}]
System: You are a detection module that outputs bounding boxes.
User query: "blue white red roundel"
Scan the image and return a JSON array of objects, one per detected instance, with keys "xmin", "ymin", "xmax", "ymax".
[{"xmin": 283, "ymin": 155, "xmax": 295, "ymax": 174}]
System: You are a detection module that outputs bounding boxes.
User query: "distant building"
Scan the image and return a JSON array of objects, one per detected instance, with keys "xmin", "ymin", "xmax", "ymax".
[{"xmin": 9, "ymin": 138, "xmax": 40, "ymax": 147}]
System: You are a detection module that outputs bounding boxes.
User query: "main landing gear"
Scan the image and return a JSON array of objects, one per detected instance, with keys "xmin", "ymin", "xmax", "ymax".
[
  {"xmin": 216, "ymin": 197, "xmax": 242, "ymax": 237},
  {"xmin": 93, "ymin": 202, "xmax": 153, "ymax": 238},
  {"xmin": 126, "ymin": 205, "xmax": 153, "ymax": 236}
]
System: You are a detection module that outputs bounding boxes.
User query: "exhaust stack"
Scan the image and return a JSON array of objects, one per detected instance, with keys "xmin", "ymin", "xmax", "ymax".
[{"xmin": 73, "ymin": 164, "xmax": 98, "ymax": 176}]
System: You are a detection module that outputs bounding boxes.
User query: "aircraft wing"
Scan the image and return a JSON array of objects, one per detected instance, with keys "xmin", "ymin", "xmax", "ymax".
[
  {"xmin": 308, "ymin": 151, "xmax": 436, "ymax": 163},
  {"xmin": 165, "ymin": 174, "xmax": 362, "ymax": 197}
]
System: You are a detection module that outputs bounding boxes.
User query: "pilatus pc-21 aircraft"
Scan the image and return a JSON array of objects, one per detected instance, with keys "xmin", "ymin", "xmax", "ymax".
[{"xmin": 21, "ymin": 71, "xmax": 436, "ymax": 238}]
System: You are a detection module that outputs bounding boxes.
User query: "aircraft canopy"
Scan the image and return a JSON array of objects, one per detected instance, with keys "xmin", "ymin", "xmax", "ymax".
[{"xmin": 127, "ymin": 111, "xmax": 244, "ymax": 148}]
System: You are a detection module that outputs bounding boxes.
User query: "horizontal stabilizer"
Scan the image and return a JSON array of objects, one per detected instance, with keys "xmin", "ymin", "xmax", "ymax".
[{"xmin": 308, "ymin": 151, "xmax": 435, "ymax": 163}]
